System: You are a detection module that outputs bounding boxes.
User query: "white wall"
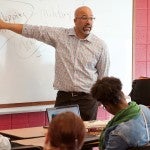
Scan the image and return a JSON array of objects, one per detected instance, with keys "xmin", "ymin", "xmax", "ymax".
[{"xmin": 0, "ymin": 0, "xmax": 132, "ymax": 105}]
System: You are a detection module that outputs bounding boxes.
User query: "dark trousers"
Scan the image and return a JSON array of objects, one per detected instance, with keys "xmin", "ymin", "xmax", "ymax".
[{"xmin": 55, "ymin": 91, "xmax": 98, "ymax": 121}]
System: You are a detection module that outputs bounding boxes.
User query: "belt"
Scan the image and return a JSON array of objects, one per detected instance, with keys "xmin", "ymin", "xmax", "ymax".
[{"xmin": 59, "ymin": 91, "xmax": 88, "ymax": 97}]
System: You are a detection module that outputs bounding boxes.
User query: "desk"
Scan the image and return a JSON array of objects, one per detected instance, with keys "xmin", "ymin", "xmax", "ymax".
[
  {"xmin": 0, "ymin": 121, "xmax": 106, "ymax": 149},
  {"xmin": 0, "ymin": 127, "xmax": 46, "ymax": 140},
  {"xmin": 0, "ymin": 120, "xmax": 107, "ymax": 140},
  {"xmin": 12, "ymin": 137, "xmax": 45, "ymax": 148},
  {"xmin": 12, "ymin": 134, "xmax": 99, "ymax": 149}
]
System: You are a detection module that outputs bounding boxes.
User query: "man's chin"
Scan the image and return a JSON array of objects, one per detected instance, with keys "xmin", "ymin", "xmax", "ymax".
[{"xmin": 83, "ymin": 30, "xmax": 91, "ymax": 35}]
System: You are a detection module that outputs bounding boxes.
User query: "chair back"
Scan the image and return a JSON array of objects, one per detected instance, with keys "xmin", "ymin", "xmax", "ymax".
[{"xmin": 128, "ymin": 145, "xmax": 150, "ymax": 150}]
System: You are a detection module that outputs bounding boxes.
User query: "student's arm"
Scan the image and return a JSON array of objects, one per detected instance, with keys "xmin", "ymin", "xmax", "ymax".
[
  {"xmin": 105, "ymin": 134, "xmax": 128, "ymax": 150},
  {"xmin": 0, "ymin": 19, "xmax": 23, "ymax": 34}
]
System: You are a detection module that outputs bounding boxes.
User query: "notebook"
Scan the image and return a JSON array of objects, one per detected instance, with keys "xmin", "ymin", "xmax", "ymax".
[{"xmin": 46, "ymin": 104, "xmax": 80, "ymax": 123}]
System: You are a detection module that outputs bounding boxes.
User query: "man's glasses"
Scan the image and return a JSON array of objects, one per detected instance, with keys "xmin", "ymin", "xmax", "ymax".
[{"xmin": 76, "ymin": 16, "xmax": 95, "ymax": 21}]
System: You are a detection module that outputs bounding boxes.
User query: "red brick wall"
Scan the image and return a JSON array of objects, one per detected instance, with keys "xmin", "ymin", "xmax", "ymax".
[
  {"xmin": 0, "ymin": 112, "xmax": 48, "ymax": 130},
  {"xmin": 0, "ymin": 107, "xmax": 111, "ymax": 130},
  {"xmin": 134, "ymin": 0, "xmax": 150, "ymax": 78}
]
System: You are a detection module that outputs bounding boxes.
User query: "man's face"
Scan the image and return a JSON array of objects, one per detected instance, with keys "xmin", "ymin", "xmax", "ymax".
[{"xmin": 74, "ymin": 8, "xmax": 95, "ymax": 39}]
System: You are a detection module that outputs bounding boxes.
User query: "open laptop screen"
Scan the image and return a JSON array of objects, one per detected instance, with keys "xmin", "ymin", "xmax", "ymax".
[{"xmin": 46, "ymin": 104, "xmax": 80, "ymax": 123}]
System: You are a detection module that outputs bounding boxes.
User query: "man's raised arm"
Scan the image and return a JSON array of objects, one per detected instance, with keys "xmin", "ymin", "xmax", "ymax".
[{"xmin": 0, "ymin": 19, "xmax": 23, "ymax": 34}]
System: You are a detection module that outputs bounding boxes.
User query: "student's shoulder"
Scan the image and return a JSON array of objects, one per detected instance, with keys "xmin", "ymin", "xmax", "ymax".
[{"xmin": 140, "ymin": 105, "xmax": 150, "ymax": 114}]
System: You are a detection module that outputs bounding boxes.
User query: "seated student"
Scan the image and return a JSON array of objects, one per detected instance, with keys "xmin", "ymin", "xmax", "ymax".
[
  {"xmin": 129, "ymin": 77, "xmax": 150, "ymax": 106},
  {"xmin": 0, "ymin": 134, "xmax": 11, "ymax": 150},
  {"xmin": 44, "ymin": 111, "xmax": 86, "ymax": 150},
  {"xmin": 91, "ymin": 76, "xmax": 150, "ymax": 150}
]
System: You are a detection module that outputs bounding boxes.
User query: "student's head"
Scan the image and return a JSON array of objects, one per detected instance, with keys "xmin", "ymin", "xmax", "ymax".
[
  {"xmin": 129, "ymin": 77, "xmax": 150, "ymax": 105},
  {"xmin": 74, "ymin": 6, "xmax": 95, "ymax": 39},
  {"xmin": 91, "ymin": 76, "xmax": 128, "ymax": 115},
  {"xmin": 44, "ymin": 111, "xmax": 85, "ymax": 150}
]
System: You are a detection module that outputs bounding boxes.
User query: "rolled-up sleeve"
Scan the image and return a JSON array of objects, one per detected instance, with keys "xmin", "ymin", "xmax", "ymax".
[{"xmin": 22, "ymin": 24, "xmax": 59, "ymax": 47}]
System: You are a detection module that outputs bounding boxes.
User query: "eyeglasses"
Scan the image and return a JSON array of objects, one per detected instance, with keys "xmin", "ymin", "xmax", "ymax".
[{"xmin": 76, "ymin": 16, "xmax": 95, "ymax": 21}]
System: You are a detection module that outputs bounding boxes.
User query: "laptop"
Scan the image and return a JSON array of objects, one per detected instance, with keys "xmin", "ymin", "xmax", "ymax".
[
  {"xmin": 45, "ymin": 104, "xmax": 99, "ymax": 144},
  {"xmin": 46, "ymin": 104, "xmax": 80, "ymax": 123}
]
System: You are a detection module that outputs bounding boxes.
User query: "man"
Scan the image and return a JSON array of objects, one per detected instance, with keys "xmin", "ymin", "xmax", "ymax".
[
  {"xmin": 0, "ymin": 6, "xmax": 110, "ymax": 121},
  {"xmin": 91, "ymin": 76, "xmax": 150, "ymax": 150}
]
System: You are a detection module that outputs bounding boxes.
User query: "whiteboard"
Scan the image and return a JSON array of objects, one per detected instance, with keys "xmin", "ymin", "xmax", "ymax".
[{"xmin": 0, "ymin": 0, "xmax": 133, "ymax": 104}]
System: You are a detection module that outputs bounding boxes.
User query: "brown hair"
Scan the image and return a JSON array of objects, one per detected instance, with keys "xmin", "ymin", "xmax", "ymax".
[
  {"xmin": 91, "ymin": 76, "xmax": 124, "ymax": 105},
  {"xmin": 48, "ymin": 111, "xmax": 85, "ymax": 150}
]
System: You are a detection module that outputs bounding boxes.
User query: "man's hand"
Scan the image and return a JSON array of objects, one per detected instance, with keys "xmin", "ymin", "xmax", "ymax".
[
  {"xmin": 0, "ymin": 19, "xmax": 23, "ymax": 34},
  {"xmin": 0, "ymin": 19, "xmax": 6, "ymax": 29}
]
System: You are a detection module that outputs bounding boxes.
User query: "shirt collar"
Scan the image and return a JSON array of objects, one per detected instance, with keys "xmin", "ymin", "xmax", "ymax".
[{"xmin": 68, "ymin": 28, "xmax": 93, "ymax": 42}]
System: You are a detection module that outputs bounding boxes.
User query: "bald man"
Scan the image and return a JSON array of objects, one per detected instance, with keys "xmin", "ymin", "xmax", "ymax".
[{"xmin": 0, "ymin": 6, "xmax": 110, "ymax": 121}]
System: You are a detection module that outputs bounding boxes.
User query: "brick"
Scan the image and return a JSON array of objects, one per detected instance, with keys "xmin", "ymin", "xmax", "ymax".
[
  {"xmin": 11, "ymin": 124, "xmax": 29, "ymax": 129},
  {"xmin": 0, "ymin": 114, "xmax": 11, "ymax": 126},
  {"xmin": 147, "ymin": 61, "xmax": 150, "ymax": 76},
  {"xmin": 12, "ymin": 113, "xmax": 28, "ymax": 125},
  {"xmin": 0, "ymin": 125, "xmax": 11, "ymax": 130},
  {"xmin": 135, "ymin": 44, "xmax": 147, "ymax": 61},
  {"xmin": 135, "ymin": 27, "xmax": 147, "ymax": 44},
  {"xmin": 135, "ymin": 0, "xmax": 147, "ymax": 9},
  {"xmin": 147, "ymin": 45, "xmax": 150, "ymax": 60},
  {"xmin": 135, "ymin": 9, "xmax": 147, "ymax": 26},
  {"xmin": 28, "ymin": 112, "xmax": 45, "ymax": 127},
  {"xmin": 134, "ymin": 61, "xmax": 147, "ymax": 78}
]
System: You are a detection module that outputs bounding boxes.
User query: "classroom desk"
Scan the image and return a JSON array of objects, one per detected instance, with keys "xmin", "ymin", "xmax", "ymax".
[
  {"xmin": 0, "ymin": 120, "xmax": 107, "ymax": 140},
  {"xmin": 0, "ymin": 126, "xmax": 100, "ymax": 149},
  {"xmin": 0, "ymin": 120, "xmax": 107, "ymax": 149},
  {"xmin": 12, "ymin": 137, "xmax": 45, "ymax": 148},
  {"xmin": 12, "ymin": 134, "xmax": 100, "ymax": 149},
  {"xmin": 0, "ymin": 127, "xmax": 46, "ymax": 140}
]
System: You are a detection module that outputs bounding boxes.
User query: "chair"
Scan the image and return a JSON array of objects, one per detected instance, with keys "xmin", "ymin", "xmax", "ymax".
[
  {"xmin": 11, "ymin": 145, "xmax": 42, "ymax": 150},
  {"xmin": 129, "ymin": 78, "xmax": 150, "ymax": 106},
  {"xmin": 11, "ymin": 142, "xmax": 42, "ymax": 150},
  {"xmin": 128, "ymin": 145, "xmax": 150, "ymax": 150}
]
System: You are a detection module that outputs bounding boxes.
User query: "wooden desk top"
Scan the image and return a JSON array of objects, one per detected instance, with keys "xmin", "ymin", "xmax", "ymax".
[
  {"xmin": 13, "ymin": 134, "xmax": 99, "ymax": 148},
  {"xmin": 0, "ymin": 120, "xmax": 107, "ymax": 140},
  {"xmin": 8, "ymin": 125, "xmax": 100, "ymax": 149},
  {"xmin": 1, "ymin": 120, "xmax": 105, "ymax": 148},
  {"xmin": 0, "ymin": 127, "xmax": 46, "ymax": 140},
  {"xmin": 13, "ymin": 137, "xmax": 45, "ymax": 147}
]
